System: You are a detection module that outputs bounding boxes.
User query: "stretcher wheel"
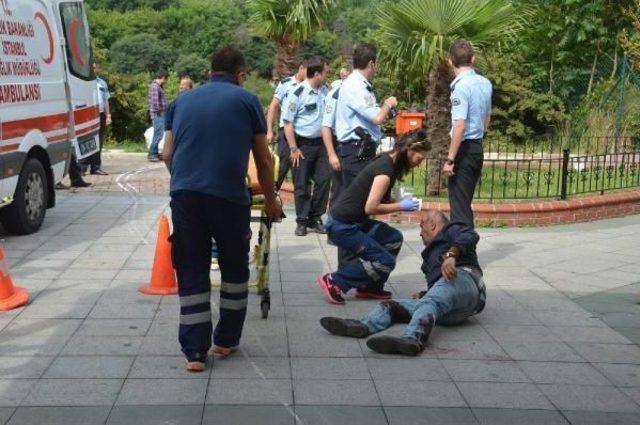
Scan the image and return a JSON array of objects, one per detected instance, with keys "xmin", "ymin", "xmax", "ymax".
[{"xmin": 261, "ymin": 300, "xmax": 270, "ymax": 319}]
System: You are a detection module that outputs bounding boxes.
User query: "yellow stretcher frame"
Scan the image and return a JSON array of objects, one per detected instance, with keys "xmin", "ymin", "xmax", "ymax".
[{"xmin": 212, "ymin": 149, "xmax": 280, "ymax": 319}]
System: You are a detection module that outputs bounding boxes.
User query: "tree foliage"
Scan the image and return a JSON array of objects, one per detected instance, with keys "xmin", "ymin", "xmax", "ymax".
[{"xmin": 110, "ymin": 33, "xmax": 175, "ymax": 74}]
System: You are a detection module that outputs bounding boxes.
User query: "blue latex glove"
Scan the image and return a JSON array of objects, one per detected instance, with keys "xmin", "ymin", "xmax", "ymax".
[{"xmin": 399, "ymin": 198, "xmax": 420, "ymax": 212}]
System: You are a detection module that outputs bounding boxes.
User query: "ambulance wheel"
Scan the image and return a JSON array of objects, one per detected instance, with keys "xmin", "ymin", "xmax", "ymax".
[{"xmin": 1, "ymin": 159, "xmax": 48, "ymax": 235}]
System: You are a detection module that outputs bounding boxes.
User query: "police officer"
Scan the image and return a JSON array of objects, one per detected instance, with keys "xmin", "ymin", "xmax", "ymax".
[
  {"xmin": 163, "ymin": 46, "xmax": 282, "ymax": 372},
  {"xmin": 322, "ymin": 68, "xmax": 351, "ymax": 207},
  {"xmin": 282, "ymin": 56, "xmax": 331, "ymax": 237},
  {"xmin": 442, "ymin": 39, "xmax": 492, "ymax": 228},
  {"xmin": 334, "ymin": 43, "xmax": 398, "ymax": 267},
  {"xmin": 80, "ymin": 62, "xmax": 111, "ymax": 175},
  {"xmin": 266, "ymin": 61, "xmax": 307, "ymax": 190}
]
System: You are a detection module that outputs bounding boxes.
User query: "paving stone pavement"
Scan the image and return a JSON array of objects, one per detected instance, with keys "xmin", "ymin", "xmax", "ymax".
[{"xmin": 0, "ymin": 155, "xmax": 638, "ymax": 424}]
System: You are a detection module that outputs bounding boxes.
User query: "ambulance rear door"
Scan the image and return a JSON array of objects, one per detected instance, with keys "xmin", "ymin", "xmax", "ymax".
[{"xmin": 55, "ymin": 0, "xmax": 99, "ymax": 159}]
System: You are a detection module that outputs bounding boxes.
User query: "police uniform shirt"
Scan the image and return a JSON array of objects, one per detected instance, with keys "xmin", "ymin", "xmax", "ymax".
[
  {"xmin": 330, "ymin": 79, "xmax": 343, "ymax": 90},
  {"xmin": 322, "ymin": 86, "xmax": 340, "ymax": 131},
  {"xmin": 274, "ymin": 76, "xmax": 301, "ymax": 128},
  {"xmin": 450, "ymin": 69, "xmax": 492, "ymax": 141},
  {"xmin": 335, "ymin": 70, "xmax": 382, "ymax": 142},
  {"xmin": 96, "ymin": 76, "xmax": 111, "ymax": 114},
  {"xmin": 281, "ymin": 80, "xmax": 328, "ymax": 139}
]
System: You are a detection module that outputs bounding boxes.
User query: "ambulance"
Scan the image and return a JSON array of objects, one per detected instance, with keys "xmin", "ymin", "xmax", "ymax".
[{"xmin": 0, "ymin": 0, "xmax": 99, "ymax": 234}]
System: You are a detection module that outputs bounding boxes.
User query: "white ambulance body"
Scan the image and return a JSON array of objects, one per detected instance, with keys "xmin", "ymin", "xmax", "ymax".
[{"xmin": 0, "ymin": 0, "xmax": 99, "ymax": 234}]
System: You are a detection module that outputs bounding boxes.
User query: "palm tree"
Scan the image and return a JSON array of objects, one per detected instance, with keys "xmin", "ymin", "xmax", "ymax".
[
  {"xmin": 247, "ymin": 0, "xmax": 338, "ymax": 80},
  {"xmin": 377, "ymin": 0, "xmax": 526, "ymax": 194}
]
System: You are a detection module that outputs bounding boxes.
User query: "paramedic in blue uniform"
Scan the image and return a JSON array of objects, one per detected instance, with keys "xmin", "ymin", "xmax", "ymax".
[
  {"xmin": 162, "ymin": 46, "xmax": 283, "ymax": 372},
  {"xmin": 282, "ymin": 56, "xmax": 331, "ymax": 237},
  {"xmin": 266, "ymin": 61, "xmax": 307, "ymax": 190},
  {"xmin": 334, "ymin": 43, "xmax": 398, "ymax": 266},
  {"xmin": 443, "ymin": 39, "xmax": 492, "ymax": 228}
]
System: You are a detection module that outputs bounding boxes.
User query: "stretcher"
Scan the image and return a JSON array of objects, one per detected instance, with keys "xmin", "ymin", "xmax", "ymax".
[{"xmin": 211, "ymin": 151, "xmax": 280, "ymax": 319}]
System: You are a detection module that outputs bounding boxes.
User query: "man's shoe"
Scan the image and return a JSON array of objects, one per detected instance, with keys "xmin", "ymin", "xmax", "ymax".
[
  {"xmin": 355, "ymin": 288, "xmax": 393, "ymax": 300},
  {"xmin": 320, "ymin": 317, "xmax": 370, "ymax": 338},
  {"xmin": 90, "ymin": 169, "xmax": 108, "ymax": 176},
  {"xmin": 185, "ymin": 352, "xmax": 208, "ymax": 373},
  {"xmin": 70, "ymin": 180, "xmax": 92, "ymax": 188},
  {"xmin": 147, "ymin": 154, "xmax": 160, "ymax": 162},
  {"xmin": 307, "ymin": 221, "xmax": 327, "ymax": 234},
  {"xmin": 295, "ymin": 224, "xmax": 308, "ymax": 237},
  {"xmin": 55, "ymin": 182, "xmax": 69, "ymax": 190},
  {"xmin": 366, "ymin": 335, "xmax": 423, "ymax": 356},
  {"xmin": 316, "ymin": 274, "xmax": 345, "ymax": 305}
]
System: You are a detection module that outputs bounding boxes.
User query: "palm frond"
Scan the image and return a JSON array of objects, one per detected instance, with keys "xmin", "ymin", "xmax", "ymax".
[
  {"xmin": 377, "ymin": 0, "xmax": 530, "ymax": 92},
  {"xmin": 247, "ymin": 0, "xmax": 338, "ymax": 42}
]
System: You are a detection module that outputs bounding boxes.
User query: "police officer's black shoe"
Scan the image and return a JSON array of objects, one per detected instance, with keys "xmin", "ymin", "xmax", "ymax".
[
  {"xmin": 366, "ymin": 335, "xmax": 423, "ymax": 356},
  {"xmin": 295, "ymin": 224, "xmax": 307, "ymax": 236}
]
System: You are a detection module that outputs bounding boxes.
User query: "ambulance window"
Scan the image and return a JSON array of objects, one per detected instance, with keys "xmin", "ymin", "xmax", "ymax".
[{"xmin": 59, "ymin": 2, "xmax": 93, "ymax": 80}]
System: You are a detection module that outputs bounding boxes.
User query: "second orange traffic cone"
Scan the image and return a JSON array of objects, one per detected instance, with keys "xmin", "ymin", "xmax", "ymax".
[
  {"xmin": 0, "ymin": 246, "xmax": 28, "ymax": 311},
  {"xmin": 139, "ymin": 215, "xmax": 178, "ymax": 295}
]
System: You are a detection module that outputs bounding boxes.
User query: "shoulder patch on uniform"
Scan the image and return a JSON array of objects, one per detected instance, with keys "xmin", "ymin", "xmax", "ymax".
[
  {"xmin": 452, "ymin": 98, "xmax": 461, "ymax": 106},
  {"xmin": 288, "ymin": 100, "xmax": 297, "ymax": 112},
  {"xmin": 365, "ymin": 84, "xmax": 374, "ymax": 92},
  {"xmin": 332, "ymin": 88, "xmax": 340, "ymax": 100},
  {"xmin": 293, "ymin": 86, "xmax": 304, "ymax": 96}
]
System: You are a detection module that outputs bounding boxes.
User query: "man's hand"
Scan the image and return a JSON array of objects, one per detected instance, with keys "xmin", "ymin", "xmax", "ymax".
[
  {"xmin": 329, "ymin": 153, "xmax": 341, "ymax": 171},
  {"xmin": 290, "ymin": 148, "xmax": 304, "ymax": 168},
  {"xmin": 441, "ymin": 257, "xmax": 457, "ymax": 280},
  {"xmin": 265, "ymin": 197, "xmax": 284, "ymax": 223},
  {"xmin": 266, "ymin": 130, "xmax": 274, "ymax": 145},
  {"xmin": 106, "ymin": 114, "xmax": 112, "ymax": 126},
  {"xmin": 442, "ymin": 162, "xmax": 455, "ymax": 177},
  {"xmin": 384, "ymin": 97, "xmax": 398, "ymax": 109}
]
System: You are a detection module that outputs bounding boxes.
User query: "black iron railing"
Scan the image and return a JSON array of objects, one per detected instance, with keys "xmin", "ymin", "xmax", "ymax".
[{"xmin": 406, "ymin": 136, "xmax": 640, "ymax": 201}]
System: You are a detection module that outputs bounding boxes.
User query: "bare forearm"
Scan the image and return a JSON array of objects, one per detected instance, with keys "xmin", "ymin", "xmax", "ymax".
[
  {"xmin": 284, "ymin": 124, "xmax": 297, "ymax": 149},
  {"xmin": 366, "ymin": 202, "xmax": 401, "ymax": 216},
  {"xmin": 266, "ymin": 99, "xmax": 279, "ymax": 134},
  {"xmin": 322, "ymin": 127, "xmax": 337, "ymax": 158},
  {"xmin": 448, "ymin": 122, "xmax": 466, "ymax": 159},
  {"xmin": 163, "ymin": 131, "xmax": 173, "ymax": 171},
  {"xmin": 105, "ymin": 101, "xmax": 111, "ymax": 116},
  {"xmin": 372, "ymin": 104, "xmax": 391, "ymax": 126}
]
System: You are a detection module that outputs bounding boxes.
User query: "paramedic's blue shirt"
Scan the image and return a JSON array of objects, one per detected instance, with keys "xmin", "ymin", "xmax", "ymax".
[
  {"xmin": 166, "ymin": 75, "xmax": 267, "ymax": 205},
  {"xmin": 450, "ymin": 69, "xmax": 492, "ymax": 141}
]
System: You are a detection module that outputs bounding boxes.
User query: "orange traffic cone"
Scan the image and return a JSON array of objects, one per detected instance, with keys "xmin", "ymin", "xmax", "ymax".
[
  {"xmin": 139, "ymin": 215, "xmax": 178, "ymax": 295},
  {"xmin": 0, "ymin": 247, "xmax": 28, "ymax": 311}
]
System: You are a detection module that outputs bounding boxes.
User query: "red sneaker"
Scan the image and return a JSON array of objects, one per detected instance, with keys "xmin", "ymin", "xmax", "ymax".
[
  {"xmin": 317, "ymin": 274, "xmax": 345, "ymax": 305},
  {"xmin": 355, "ymin": 288, "xmax": 393, "ymax": 300}
]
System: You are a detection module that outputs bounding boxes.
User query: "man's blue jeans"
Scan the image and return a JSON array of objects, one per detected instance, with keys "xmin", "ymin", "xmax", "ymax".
[
  {"xmin": 326, "ymin": 215, "xmax": 403, "ymax": 293},
  {"xmin": 361, "ymin": 268, "xmax": 482, "ymax": 338},
  {"xmin": 149, "ymin": 116, "xmax": 164, "ymax": 156}
]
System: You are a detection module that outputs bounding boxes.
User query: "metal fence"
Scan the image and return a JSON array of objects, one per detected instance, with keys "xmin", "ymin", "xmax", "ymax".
[{"xmin": 406, "ymin": 136, "xmax": 640, "ymax": 201}]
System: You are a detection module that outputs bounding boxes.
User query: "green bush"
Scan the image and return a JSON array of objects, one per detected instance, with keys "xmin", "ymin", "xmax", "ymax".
[
  {"xmin": 174, "ymin": 54, "xmax": 210, "ymax": 83},
  {"xmin": 110, "ymin": 33, "xmax": 175, "ymax": 74}
]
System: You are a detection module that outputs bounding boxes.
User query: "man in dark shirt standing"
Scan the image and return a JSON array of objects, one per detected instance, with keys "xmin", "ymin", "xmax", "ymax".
[
  {"xmin": 320, "ymin": 209, "xmax": 486, "ymax": 356},
  {"xmin": 163, "ymin": 46, "xmax": 283, "ymax": 372}
]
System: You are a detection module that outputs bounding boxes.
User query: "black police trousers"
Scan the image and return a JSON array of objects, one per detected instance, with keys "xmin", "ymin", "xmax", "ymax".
[
  {"xmin": 448, "ymin": 141, "xmax": 484, "ymax": 228},
  {"xmin": 293, "ymin": 137, "xmax": 331, "ymax": 226},
  {"xmin": 276, "ymin": 127, "xmax": 293, "ymax": 190},
  {"xmin": 336, "ymin": 142, "xmax": 374, "ymax": 269},
  {"xmin": 171, "ymin": 190, "xmax": 251, "ymax": 358},
  {"xmin": 80, "ymin": 112, "xmax": 106, "ymax": 173}
]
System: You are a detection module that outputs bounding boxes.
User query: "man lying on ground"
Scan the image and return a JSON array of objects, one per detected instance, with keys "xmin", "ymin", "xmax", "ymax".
[{"xmin": 320, "ymin": 209, "xmax": 486, "ymax": 356}]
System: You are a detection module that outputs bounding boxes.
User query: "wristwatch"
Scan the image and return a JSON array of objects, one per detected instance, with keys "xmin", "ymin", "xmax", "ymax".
[
  {"xmin": 443, "ymin": 251, "xmax": 456, "ymax": 259},
  {"xmin": 445, "ymin": 158, "xmax": 454, "ymax": 166}
]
